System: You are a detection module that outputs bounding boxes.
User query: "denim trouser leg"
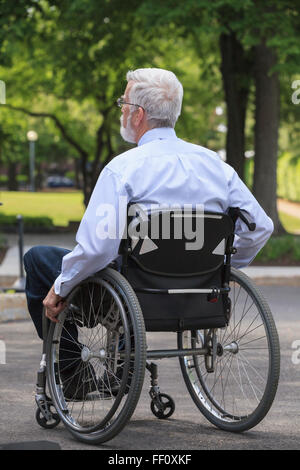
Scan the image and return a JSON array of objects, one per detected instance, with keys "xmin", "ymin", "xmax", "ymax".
[{"xmin": 23, "ymin": 246, "xmax": 81, "ymax": 371}]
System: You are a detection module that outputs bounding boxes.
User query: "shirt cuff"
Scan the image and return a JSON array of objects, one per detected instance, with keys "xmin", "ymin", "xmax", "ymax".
[{"xmin": 54, "ymin": 274, "xmax": 63, "ymax": 296}]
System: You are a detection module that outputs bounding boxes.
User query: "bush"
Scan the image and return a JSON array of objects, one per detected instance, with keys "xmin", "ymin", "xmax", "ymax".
[
  {"xmin": 0, "ymin": 213, "xmax": 54, "ymax": 229},
  {"xmin": 17, "ymin": 174, "xmax": 28, "ymax": 182},
  {"xmin": 0, "ymin": 174, "xmax": 28, "ymax": 184},
  {"xmin": 255, "ymin": 235, "xmax": 300, "ymax": 262},
  {"xmin": 244, "ymin": 158, "xmax": 254, "ymax": 190},
  {"xmin": 244, "ymin": 153, "xmax": 300, "ymax": 203},
  {"xmin": 0, "ymin": 232, "xmax": 7, "ymax": 249},
  {"xmin": 277, "ymin": 152, "xmax": 300, "ymax": 202},
  {"xmin": 65, "ymin": 171, "xmax": 75, "ymax": 180},
  {"xmin": 0, "ymin": 175, "xmax": 8, "ymax": 188}
]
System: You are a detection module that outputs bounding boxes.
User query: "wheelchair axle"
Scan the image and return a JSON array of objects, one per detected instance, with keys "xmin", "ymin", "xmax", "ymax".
[{"xmin": 223, "ymin": 341, "xmax": 239, "ymax": 354}]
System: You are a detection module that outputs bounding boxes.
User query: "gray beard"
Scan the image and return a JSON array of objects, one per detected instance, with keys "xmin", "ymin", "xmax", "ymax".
[{"xmin": 120, "ymin": 115, "xmax": 136, "ymax": 144}]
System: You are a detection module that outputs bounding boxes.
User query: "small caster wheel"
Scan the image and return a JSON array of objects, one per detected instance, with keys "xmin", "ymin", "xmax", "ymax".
[
  {"xmin": 35, "ymin": 407, "xmax": 60, "ymax": 429},
  {"xmin": 150, "ymin": 393, "xmax": 175, "ymax": 419}
]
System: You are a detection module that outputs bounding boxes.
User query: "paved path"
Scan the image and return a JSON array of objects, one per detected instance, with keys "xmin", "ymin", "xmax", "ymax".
[
  {"xmin": 0, "ymin": 233, "xmax": 76, "ymax": 277},
  {"xmin": 0, "ymin": 284, "xmax": 299, "ymax": 450},
  {"xmin": 278, "ymin": 198, "xmax": 300, "ymax": 219}
]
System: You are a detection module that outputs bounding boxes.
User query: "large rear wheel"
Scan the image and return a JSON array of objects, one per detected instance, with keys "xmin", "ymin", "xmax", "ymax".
[
  {"xmin": 46, "ymin": 268, "xmax": 147, "ymax": 444},
  {"xmin": 179, "ymin": 268, "xmax": 280, "ymax": 432}
]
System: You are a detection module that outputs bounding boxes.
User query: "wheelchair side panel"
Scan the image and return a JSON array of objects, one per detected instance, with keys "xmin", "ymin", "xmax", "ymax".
[{"xmin": 126, "ymin": 260, "xmax": 228, "ymax": 332}]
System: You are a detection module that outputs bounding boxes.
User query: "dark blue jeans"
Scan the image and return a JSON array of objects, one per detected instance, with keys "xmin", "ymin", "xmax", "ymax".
[
  {"xmin": 23, "ymin": 245, "xmax": 82, "ymax": 370},
  {"xmin": 23, "ymin": 245, "xmax": 71, "ymax": 339}
]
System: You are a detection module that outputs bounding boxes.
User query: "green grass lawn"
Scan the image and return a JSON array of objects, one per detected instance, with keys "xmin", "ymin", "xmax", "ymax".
[{"xmin": 0, "ymin": 191, "xmax": 85, "ymax": 226}]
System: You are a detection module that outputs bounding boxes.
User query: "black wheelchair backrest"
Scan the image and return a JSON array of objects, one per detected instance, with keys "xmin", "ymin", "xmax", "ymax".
[{"xmin": 120, "ymin": 205, "xmax": 235, "ymax": 277}]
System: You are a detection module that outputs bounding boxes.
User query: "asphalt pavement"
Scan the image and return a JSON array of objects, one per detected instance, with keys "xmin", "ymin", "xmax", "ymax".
[
  {"xmin": 0, "ymin": 284, "xmax": 300, "ymax": 450},
  {"xmin": 0, "ymin": 232, "xmax": 300, "ymax": 450}
]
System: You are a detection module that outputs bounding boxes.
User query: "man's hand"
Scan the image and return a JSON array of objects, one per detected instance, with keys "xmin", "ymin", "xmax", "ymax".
[{"xmin": 43, "ymin": 284, "xmax": 66, "ymax": 323}]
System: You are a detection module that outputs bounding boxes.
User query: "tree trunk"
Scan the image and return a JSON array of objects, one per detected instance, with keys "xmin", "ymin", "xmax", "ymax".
[
  {"xmin": 253, "ymin": 39, "xmax": 285, "ymax": 235},
  {"xmin": 219, "ymin": 32, "xmax": 252, "ymax": 180},
  {"xmin": 36, "ymin": 162, "xmax": 43, "ymax": 190},
  {"xmin": 80, "ymin": 151, "xmax": 90, "ymax": 207},
  {"xmin": 7, "ymin": 161, "xmax": 18, "ymax": 191},
  {"xmin": 74, "ymin": 158, "xmax": 81, "ymax": 189}
]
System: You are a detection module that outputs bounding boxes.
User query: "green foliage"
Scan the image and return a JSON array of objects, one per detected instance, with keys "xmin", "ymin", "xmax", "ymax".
[
  {"xmin": 0, "ymin": 212, "xmax": 54, "ymax": 228},
  {"xmin": 255, "ymin": 235, "xmax": 300, "ymax": 262},
  {"xmin": 244, "ymin": 152, "xmax": 300, "ymax": 203},
  {"xmin": 0, "ymin": 174, "xmax": 28, "ymax": 187},
  {"xmin": 0, "ymin": 0, "xmax": 299, "ymax": 208},
  {"xmin": 0, "ymin": 0, "xmax": 228, "ymax": 181},
  {"xmin": 0, "ymin": 0, "xmax": 39, "ymax": 66},
  {"xmin": 139, "ymin": 0, "xmax": 300, "ymax": 72},
  {"xmin": 277, "ymin": 152, "xmax": 300, "ymax": 202},
  {"xmin": 0, "ymin": 231, "xmax": 7, "ymax": 249},
  {"xmin": 244, "ymin": 157, "xmax": 254, "ymax": 189},
  {"xmin": 65, "ymin": 171, "xmax": 75, "ymax": 180}
]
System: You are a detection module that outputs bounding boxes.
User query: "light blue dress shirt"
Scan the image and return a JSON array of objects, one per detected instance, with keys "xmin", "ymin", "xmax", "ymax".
[{"xmin": 54, "ymin": 127, "xmax": 273, "ymax": 297}]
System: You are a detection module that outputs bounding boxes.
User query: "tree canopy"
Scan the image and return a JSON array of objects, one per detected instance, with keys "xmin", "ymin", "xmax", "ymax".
[{"xmin": 0, "ymin": 0, "xmax": 299, "ymax": 233}]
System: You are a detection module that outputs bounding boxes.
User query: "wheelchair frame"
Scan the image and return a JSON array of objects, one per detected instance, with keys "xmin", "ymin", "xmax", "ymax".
[{"xmin": 34, "ymin": 207, "xmax": 280, "ymax": 443}]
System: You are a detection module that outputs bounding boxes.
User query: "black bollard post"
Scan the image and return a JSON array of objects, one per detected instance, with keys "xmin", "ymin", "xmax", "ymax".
[
  {"xmin": 16, "ymin": 214, "xmax": 25, "ymax": 290},
  {"xmin": 17, "ymin": 215, "xmax": 24, "ymax": 279}
]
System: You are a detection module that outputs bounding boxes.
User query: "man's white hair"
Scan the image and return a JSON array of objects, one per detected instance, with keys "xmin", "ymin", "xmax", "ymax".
[{"xmin": 126, "ymin": 68, "xmax": 183, "ymax": 129}]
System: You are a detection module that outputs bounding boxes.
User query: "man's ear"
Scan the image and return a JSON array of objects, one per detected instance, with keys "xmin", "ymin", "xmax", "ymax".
[{"xmin": 132, "ymin": 107, "xmax": 144, "ymax": 127}]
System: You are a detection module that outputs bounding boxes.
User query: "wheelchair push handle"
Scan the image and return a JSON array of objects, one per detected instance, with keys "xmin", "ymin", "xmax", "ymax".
[{"xmin": 228, "ymin": 207, "xmax": 256, "ymax": 232}]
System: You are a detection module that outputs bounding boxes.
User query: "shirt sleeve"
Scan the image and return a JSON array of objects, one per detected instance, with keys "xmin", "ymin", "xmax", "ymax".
[
  {"xmin": 54, "ymin": 167, "xmax": 128, "ymax": 297},
  {"xmin": 224, "ymin": 164, "xmax": 274, "ymax": 268}
]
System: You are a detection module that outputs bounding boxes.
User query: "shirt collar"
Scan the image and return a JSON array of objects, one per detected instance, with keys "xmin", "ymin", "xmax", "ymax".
[{"xmin": 137, "ymin": 127, "xmax": 177, "ymax": 146}]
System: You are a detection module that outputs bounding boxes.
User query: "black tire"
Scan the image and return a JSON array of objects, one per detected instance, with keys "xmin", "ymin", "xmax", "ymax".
[
  {"xmin": 35, "ymin": 407, "xmax": 60, "ymax": 429},
  {"xmin": 46, "ymin": 267, "xmax": 147, "ymax": 444},
  {"xmin": 179, "ymin": 268, "xmax": 280, "ymax": 432},
  {"xmin": 150, "ymin": 393, "xmax": 175, "ymax": 419}
]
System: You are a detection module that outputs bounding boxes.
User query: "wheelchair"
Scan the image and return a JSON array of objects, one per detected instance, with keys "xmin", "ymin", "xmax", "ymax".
[{"xmin": 35, "ymin": 205, "xmax": 280, "ymax": 445}]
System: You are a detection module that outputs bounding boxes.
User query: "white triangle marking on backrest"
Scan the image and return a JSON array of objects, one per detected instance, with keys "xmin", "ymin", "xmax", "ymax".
[
  {"xmin": 139, "ymin": 236, "xmax": 159, "ymax": 255},
  {"xmin": 212, "ymin": 239, "xmax": 225, "ymax": 255},
  {"xmin": 131, "ymin": 236, "xmax": 139, "ymax": 251}
]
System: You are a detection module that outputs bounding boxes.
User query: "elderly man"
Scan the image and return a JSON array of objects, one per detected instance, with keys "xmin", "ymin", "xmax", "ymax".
[{"xmin": 24, "ymin": 67, "xmax": 273, "ymax": 398}]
